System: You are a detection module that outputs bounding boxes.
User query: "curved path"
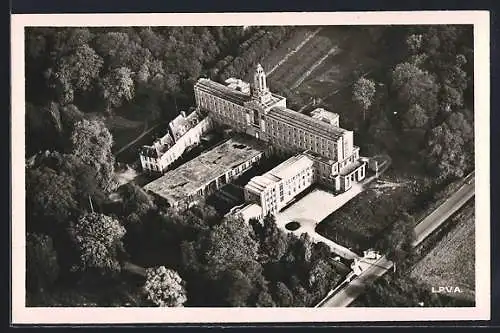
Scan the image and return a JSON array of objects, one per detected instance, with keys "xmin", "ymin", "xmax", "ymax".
[{"xmin": 274, "ymin": 154, "xmax": 391, "ymax": 260}]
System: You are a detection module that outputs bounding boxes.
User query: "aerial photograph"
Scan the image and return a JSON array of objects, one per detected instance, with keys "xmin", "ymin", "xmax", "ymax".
[{"xmin": 24, "ymin": 24, "xmax": 475, "ymax": 308}]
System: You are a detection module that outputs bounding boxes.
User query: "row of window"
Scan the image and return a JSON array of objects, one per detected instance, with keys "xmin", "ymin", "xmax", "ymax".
[
  {"xmin": 231, "ymin": 154, "xmax": 262, "ymax": 177},
  {"xmin": 267, "ymin": 123, "xmax": 339, "ymax": 159},
  {"xmin": 143, "ymin": 162, "xmax": 162, "ymax": 172},
  {"xmin": 268, "ymin": 119, "xmax": 333, "ymax": 143},
  {"xmin": 197, "ymin": 91, "xmax": 246, "ymax": 124},
  {"xmin": 338, "ymin": 151, "xmax": 360, "ymax": 170}
]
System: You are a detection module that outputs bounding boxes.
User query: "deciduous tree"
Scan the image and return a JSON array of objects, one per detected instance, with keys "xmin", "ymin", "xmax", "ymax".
[
  {"xmin": 204, "ymin": 215, "xmax": 259, "ymax": 280},
  {"xmin": 70, "ymin": 119, "xmax": 116, "ymax": 192},
  {"xmin": 377, "ymin": 211, "xmax": 415, "ymax": 267},
  {"xmin": 425, "ymin": 112, "xmax": 473, "ymax": 179},
  {"xmin": 26, "ymin": 233, "xmax": 60, "ymax": 293},
  {"xmin": 403, "ymin": 103, "xmax": 429, "ymax": 129},
  {"xmin": 53, "ymin": 44, "xmax": 104, "ymax": 104},
  {"xmin": 100, "ymin": 67, "xmax": 135, "ymax": 113},
  {"xmin": 69, "ymin": 212, "xmax": 126, "ymax": 273},
  {"xmin": 143, "ymin": 266, "xmax": 187, "ymax": 307},
  {"xmin": 352, "ymin": 77, "xmax": 376, "ymax": 121},
  {"xmin": 219, "ymin": 269, "xmax": 253, "ymax": 307},
  {"xmin": 26, "ymin": 166, "xmax": 77, "ymax": 227},
  {"xmin": 391, "ymin": 62, "xmax": 439, "ymax": 120},
  {"xmin": 259, "ymin": 214, "xmax": 289, "ymax": 262}
]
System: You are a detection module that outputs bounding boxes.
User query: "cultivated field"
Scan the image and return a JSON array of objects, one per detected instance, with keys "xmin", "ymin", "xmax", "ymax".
[
  {"xmin": 410, "ymin": 201, "xmax": 475, "ymax": 301},
  {"xmin": 267, "ymin": 26, "xmax": 348, "ymax": 91},
  {"xmin": 244, "ymin": 27, "xmax": 317, "ymax": 82},
  {"xmin": 263, "ymin": 26, "xmax": 401, "ymax": 116}
]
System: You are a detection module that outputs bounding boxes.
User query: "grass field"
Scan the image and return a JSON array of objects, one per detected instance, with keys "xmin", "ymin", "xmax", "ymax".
[
  {"xmin": 315, "ymin": 180, "xmax": 418, "ymax": 253},
  {"xmin": 104, "ymin": 115, "xmax": 146, "ymax": 153},
  {"xmin": 297, "ymin": 27, "xmax": 379, "ymax": 95},
  {"xmin": 410, "ymin": 201, "xmax": 475, "ymax": 301}
]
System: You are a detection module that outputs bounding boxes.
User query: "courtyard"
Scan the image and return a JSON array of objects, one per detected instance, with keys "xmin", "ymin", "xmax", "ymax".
[{"xmin": 274, "ymin": 184, "xmax": 364, "ymax": 260}]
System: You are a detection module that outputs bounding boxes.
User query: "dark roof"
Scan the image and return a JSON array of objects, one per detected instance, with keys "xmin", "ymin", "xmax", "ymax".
[
  {"xmin": 195, "ymin": 78, "xmax": 251, "ymax": 105},
  {"xmin": 143, "ymin": 135, "xmax": 268, "ymax": 203},
  {"xmin": 267, "ymin": 106, "xmax": 348, "ymax": 141}
]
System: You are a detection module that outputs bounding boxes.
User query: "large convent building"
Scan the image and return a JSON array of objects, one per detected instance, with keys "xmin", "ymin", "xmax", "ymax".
[{"xmin": 194, "ymin": 64, "xmax": 366, "ymax": 194}]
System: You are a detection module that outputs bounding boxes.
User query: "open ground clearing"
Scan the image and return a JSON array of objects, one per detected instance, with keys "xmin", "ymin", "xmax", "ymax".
[
  {"xmin": 264, "ymin": 26, "xmax": 401, "ymax": 117},
  {"xmin": 315, "ymin": 176, "xmax": 417, "ymax": 253}
]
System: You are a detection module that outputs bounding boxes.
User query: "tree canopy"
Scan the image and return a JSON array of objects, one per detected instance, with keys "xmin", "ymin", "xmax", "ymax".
[
  {"xmin": 143, "ymin": 266, "xmax": 187, "ymax": 307},
  {"xmin": 352, "ymin": 77, "xmax": 376, "ymax": 120},
  {"xmin": 203, "ymin": 215, "xmax": 260, "ymax": 279},
  {"xmin": 26, "ymin": 166, "xmax": 78, "ymax": 227},
  {"xmin": 69, "ymin": 212, "xmax": 126, "ymax": 273},
  {"xmin": 425, "ymin": 112, "xmax": 473, "ymax": 179},
  {"xmin": 26, "ymin": 233, "xmax": 60, "ymax": 293},
  {"xmin": 70, "ymin": 119, "xmax": 116, "ymax": 192}
]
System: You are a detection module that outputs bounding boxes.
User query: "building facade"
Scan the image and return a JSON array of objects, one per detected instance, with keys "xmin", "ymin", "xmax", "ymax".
[
  {"xmin": 140, "ymin": 109, "xmax": 213, "ymax": 173},
  {"xmin": 194, "ymin": 63, "xmax": 366, "ymax": 193},
  {"xmin": 244, "ymin": 154, "xmax": 315, "ymax": 216}
]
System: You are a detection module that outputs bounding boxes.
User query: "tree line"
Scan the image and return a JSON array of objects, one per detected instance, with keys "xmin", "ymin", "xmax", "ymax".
[
  {"xmin": 27, "ymin": 160, "xmax": 345, "ymax": 306},
  {"xmin": 25, "ymin": 26, "xmax": 295, "ymax": 157},
  {"xmin": 25, "ymin": 26, "xmax": 307, "ymax": 307}
]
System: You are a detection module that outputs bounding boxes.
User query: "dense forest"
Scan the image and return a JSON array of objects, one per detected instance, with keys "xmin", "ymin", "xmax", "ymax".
[
  {"xmin": 24, "ymin": 25, "xmax": 475, "ymax": 307},
  {"xmin": 352, "ymin": 25, "xmax": 474, "ymax": 181},
  {"xmin": 25, "ymin": 26, "xmax": 344, "ymax": 307},
  {"xmin": 25, "ymin": 26, "xmax": 295, "ymax": 156}
]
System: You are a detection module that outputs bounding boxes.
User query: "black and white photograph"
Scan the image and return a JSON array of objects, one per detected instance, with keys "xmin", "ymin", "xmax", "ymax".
[{"xmin": 11, "ymin": 11, "xmax": 490, "ymax": 323}]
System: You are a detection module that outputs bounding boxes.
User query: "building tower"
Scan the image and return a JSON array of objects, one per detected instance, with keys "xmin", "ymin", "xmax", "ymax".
[{"xmin": 252, "ymin": 63, "xmax": 272, "ymax": 104}]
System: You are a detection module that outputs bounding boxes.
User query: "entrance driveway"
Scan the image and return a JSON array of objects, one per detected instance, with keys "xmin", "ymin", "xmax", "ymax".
[
  {"xmin": 274, "ymin": 154, "xmax": 392, "ymax": 260},
  {"xmin": 274, "ymin": 183, "xmax": 363, "ymax": 260}
]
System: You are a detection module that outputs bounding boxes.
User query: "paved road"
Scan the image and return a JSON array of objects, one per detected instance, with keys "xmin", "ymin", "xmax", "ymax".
[
  {"xmin": 319, "ymin": 172, "xmax": 475, "ymax": 307},
  {"xmin": 412, "ymin": 172, "xmax": 475, "ymax": 246},
  {"xmin": 320, "ymin": 256, "xmax": 393, "ymax": 307}
]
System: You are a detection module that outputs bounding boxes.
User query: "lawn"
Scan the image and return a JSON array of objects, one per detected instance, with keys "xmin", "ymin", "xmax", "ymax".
[
  {"xmin": 410, "ymin": 201, "xmax": 475, "ymax": 301},
  {"xmin": 114, "ymin": 121, "xmax": 170, "ymax": 164},
  {"xmin": 315, "ymin": 181, "xmax": 418, "ymax": 253},
  {"xmin": 297, "ymin": 28, "xmax": 380, "ymax": 96},
  {"xmin": 106, "ymin": 118, "xmax": 146, "ymax": 154},
  {"xmin": 290, "ymin": 26, "xmax": 405, "ymax": 118}
]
